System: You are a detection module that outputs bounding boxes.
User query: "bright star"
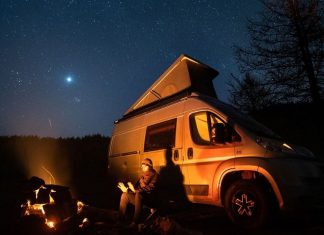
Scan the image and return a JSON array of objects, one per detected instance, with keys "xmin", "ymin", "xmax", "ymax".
[{"xmin": 66, "ymin": 76, "xmax": 73, "ymax": 83}]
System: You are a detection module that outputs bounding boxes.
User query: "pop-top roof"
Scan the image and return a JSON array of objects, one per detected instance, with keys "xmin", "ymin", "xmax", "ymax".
[{"xmin": 124, "ymin": 54, "xmax": 219, "ymax": 116}]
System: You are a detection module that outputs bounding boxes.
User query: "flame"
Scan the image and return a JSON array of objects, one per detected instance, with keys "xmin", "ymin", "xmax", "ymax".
[
  {"xmin": 33, "ymin": 186, "xmax": 55, "ymax": 203},
  {"xmin": 79, "ymin": 218, "xmax": 90, "ymax": 228},
  {"xmin": 22, "ymin": 187, "xmax": 58, "ymax": 229},
  {"xmin": 45, "ymin": 219, "xmax": 55, "ymax": 229},
  {"xmin": 23, "ymin": 201, "xmax": 57, "ymax": 229},
  {"xmin": 23, "ymin": 200, "xmax": 45, "ymax": 216},
  {"xmin": 50, "ymin": 189, "xmax": 56, "ymax": 203},
  {"xmin": 34, "ymin": 185, "xmax": 46, "ymax": 200},
  {"xmin": 77, "ymin": 200, "xmax": 88, "ymax": 214}
]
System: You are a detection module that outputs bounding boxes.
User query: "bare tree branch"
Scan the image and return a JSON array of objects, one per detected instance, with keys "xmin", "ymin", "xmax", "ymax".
[{"xmin": 229, "ymin": 0, "xmax": 323, "ymax": 111}]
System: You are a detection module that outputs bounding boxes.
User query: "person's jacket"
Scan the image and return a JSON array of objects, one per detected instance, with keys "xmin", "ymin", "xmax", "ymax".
[{"xmin": 135, "ymin": 168, "xmax": 158, "ymax": 194}]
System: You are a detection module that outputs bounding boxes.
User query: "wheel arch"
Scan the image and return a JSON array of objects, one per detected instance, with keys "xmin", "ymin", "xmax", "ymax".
[{"xmin": 218, "ymin": 168, "xmax": 283, "ymax": 209}]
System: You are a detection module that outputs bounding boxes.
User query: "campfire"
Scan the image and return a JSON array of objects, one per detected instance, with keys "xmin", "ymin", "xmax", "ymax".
[
  {"xmin": 20, "ymin": 176, "xmax": 77, "ymax": 231},
  {"xmin": 19, "ymin": 176, "xmax": 122, "ymax": 234}
]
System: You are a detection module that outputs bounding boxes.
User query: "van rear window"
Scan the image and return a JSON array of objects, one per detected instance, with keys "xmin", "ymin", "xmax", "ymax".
[{"xmin": 144, "ymin": 119, "xmax": 176, "ymax": 151}]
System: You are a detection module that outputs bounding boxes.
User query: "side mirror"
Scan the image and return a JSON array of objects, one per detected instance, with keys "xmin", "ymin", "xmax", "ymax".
[{"xmin": 214, "ymin": 123, "xmax": 226, "ymax": 144}]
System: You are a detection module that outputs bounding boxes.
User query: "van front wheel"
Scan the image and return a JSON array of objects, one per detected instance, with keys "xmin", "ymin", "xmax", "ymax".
[{"xmin": 224, "ymin": 180, "xmax": 269, "ymax": 229}]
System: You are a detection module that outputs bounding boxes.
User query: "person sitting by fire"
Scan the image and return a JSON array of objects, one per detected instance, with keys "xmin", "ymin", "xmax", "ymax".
[{"xmin": 117, "ymin": 158, "xmax": 159, "ymax": 229}]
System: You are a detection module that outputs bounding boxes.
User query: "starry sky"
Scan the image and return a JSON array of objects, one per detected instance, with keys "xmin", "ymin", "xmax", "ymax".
[{"xmin": 0, "ymin": 0, "xmax": 261, "ymax": 138}]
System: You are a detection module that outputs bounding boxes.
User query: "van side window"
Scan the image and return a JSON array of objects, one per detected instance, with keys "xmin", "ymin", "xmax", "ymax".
[
  {"xmin": 144, "ymin": 119, "xmax": 177, "ymax": 151},
  {"xmin": 190, "ymin": 112, "xmax": 241, "ymax": 145}
]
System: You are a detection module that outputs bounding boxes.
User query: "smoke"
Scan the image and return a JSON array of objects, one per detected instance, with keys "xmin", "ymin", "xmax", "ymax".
[{"xmin": 14, "ymin": 137, "xmax": 71, "ymax": 187}]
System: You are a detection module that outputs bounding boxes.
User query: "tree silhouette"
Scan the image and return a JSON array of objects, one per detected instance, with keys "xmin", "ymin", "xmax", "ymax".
[
  {"xmin": 228, "ymin": 73, "xmax": 274, "ymax": 112},
  {"xmin": 231, "ymin": 0, "xmax": 323, "ymax": 110}
]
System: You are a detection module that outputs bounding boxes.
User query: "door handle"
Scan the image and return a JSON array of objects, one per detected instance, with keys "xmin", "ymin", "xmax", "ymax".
[
  {"xmin": 187, "ymin": 147, "xmax": 193, "ymax": 159},
  {"xmin": 174, "ymin": 150, "xmax": 179, "ymax": 161}
]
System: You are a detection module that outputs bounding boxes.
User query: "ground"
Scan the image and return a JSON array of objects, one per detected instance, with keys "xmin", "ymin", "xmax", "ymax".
[{"xmin": 73, "ymin": 203, "xmax": 324, "ymax": 235}]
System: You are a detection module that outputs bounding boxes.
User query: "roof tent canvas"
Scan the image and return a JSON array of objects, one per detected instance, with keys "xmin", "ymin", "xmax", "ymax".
[{"xmin": 124, "ymin": 54, "xmax": 219, "ymax": 116}]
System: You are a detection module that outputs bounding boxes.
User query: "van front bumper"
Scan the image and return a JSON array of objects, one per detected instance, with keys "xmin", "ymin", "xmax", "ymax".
[
  {"xmin": 259, "ymin": 158, "xmax": 324, "ymax": 216},
  {"xmin": 280, "ymin": 176, "xmax": 324, "ymax": 216}
]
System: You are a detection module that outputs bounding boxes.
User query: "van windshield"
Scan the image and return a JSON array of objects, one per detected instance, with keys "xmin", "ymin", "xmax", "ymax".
[{"xmin": 203, "ymin": 97, "xmax": 281, "ymax": 140}]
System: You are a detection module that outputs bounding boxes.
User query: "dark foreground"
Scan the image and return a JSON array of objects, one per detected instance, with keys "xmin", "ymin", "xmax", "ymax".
[
  {"xmin": 9, "ymin": 203, "xmax": 324, "ymax": 235},
  {"xmin": 178, "ymin": 204, "xmax": 324, "ymax": 235}
]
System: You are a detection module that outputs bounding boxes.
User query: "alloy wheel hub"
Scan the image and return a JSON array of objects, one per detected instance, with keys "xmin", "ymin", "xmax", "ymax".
[{"xmin": 234, "ymin": 193, "xmax": 255, "ymax": 216}]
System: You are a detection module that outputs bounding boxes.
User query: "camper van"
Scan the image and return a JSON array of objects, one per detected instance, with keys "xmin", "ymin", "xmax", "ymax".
[{"xmin": 108, "ymin": 54, "xmax": 324, "ymax": 228}]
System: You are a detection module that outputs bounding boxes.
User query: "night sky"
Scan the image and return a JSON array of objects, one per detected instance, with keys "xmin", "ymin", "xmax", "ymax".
[{"xmin": 1, "ymin": 0, "xmax": 261, "ymax": 138}]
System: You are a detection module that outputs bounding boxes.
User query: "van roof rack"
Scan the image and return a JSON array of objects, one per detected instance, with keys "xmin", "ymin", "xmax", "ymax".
[{"xmin": 123, "ymin": 54, "xmax": 219, "ymax": 119}]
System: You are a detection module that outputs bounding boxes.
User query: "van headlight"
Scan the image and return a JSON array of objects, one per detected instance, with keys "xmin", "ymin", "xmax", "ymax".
[
  {"xmin": 256, "ymin": 137, "xmax": 315, "ymax": 158},
  {"xmin": 256, "ymin": 137, "xmax": 295, "ymax": 153}
]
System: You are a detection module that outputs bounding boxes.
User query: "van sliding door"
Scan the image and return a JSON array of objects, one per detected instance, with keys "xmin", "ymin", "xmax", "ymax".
[
  {"xmin": 142, "ymin": 117, "xmax": 188, "ymax": 203},
  {"xmin": 142, "ymin": 118, "xmax": 178, "ymax": 172}
]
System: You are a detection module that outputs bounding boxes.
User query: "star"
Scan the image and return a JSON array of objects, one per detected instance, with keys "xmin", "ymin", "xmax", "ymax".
[{"xmin": 66, "ymin": 76, "xmax": 73, "ymax": 84}]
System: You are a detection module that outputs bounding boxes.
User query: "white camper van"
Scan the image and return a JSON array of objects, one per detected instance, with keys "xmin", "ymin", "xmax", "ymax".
[{"xmin": 108, "ymin": 54, "xmax": 324, "ymax": 228}]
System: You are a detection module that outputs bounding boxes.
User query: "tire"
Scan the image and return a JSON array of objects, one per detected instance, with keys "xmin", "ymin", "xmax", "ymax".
[{"xmin": 224, "ymin": 179, "xmax": 270, "ymax": 229}]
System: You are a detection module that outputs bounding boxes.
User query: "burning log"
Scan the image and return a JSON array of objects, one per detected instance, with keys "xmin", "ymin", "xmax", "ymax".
[{"xmin": 20, "ymin": 176, "xmax": 77, "ymax": 231}]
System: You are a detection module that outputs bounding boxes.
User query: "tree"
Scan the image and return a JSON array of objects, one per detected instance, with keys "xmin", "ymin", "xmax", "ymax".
[
  {"xmin": 228, "ymin": 73, "xmax": 274, "ymax": 113},
  {"xmin": 230, "ymin": 0, "xmax": 323, "ymax": 110}
]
